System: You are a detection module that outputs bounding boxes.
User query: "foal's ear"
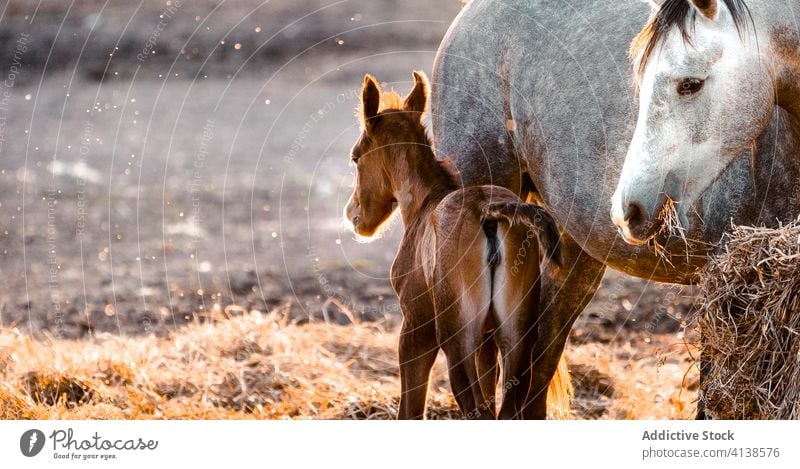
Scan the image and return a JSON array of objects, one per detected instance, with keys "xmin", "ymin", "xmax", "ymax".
[
  {"xmin": 688, "ymin": 0, "xmax": 719, "ymax": 21},
  {"xmin": 403, "ymin": 70, "xmax": 428, "ymax": 117},
  {"xmin": 361, "ymin": 74, "xmax": 381, "ymax": 131}
]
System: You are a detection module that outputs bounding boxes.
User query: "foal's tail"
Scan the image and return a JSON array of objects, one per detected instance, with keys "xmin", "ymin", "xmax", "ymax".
[{"xmin": 482, "ymin": 202, "xmax": 561, "ymax": 266}]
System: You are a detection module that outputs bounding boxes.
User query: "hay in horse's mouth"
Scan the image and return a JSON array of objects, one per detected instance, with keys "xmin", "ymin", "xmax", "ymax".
[{"xmin": 648, "ymin": 196, "xmax": 689, "ymax": 265}]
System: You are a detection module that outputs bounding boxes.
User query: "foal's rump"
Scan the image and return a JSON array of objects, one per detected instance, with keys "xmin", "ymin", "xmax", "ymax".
[
  {"xmin": 431, "ymin": 185, "xmax": 558, "ymax": 302},
  {"xmin": 431, "ymin": 186, "xmax": 571, "ymax": 418},
  {"xmin": 481, "ymin": 201, "xmax": 561, "ymax": 267}
]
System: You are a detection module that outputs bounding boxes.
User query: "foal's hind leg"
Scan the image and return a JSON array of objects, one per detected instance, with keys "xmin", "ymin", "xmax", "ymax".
[
  {"xmin": 440, "ymin": 333, "xmax": 495, "ymax": 419},
  {"xmin": 436, "ymin": 292, "xmax": 495, "ymax": 419},
  {"xmin": 496, "ymin": 333, "xmax": 536, "ymax": 420},
  {"xmin": 397, "ymin": 303, "xmax": 438, "ymax": 419},
  {"xmin": 493, "ymin": 263, "xmax": 539, "ymax": 419},
  {"xmin": 475, "ymin": 333, "xmax": 499, "ymax": 408}
]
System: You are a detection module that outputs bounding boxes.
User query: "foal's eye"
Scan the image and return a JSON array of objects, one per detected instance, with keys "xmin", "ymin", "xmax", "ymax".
[
  {"xmin": 677, "ymin": 78, "xmax": 705, "ymax": 96},
  {"xmin": 350, "ymin": 154, "xmax": 360, "ymax": 164}
]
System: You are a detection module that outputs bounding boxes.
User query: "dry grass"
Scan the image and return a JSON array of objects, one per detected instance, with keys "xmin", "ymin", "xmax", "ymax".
[
  {"xmin": 567, "ymin": 339, "xmax": 698, "ymax": 420},
  {"xmin": 0, "ymin": 311, "xmax": 417, "ymax": 419},
  {"xmin": 0, "ymin": 310, "xmax": 697, "ymax": 420},
  {"xmin": 699, "ymin": 219, "xmax": 800, "ymax": 419}
]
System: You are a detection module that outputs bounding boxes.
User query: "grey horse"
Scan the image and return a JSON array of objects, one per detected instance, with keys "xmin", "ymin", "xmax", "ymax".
[{"xmin": 431, "ymin": 0, "xmax": 800, "ymax": 418}]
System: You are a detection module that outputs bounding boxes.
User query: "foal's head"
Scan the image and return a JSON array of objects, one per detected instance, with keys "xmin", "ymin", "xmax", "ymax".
[{"xmin": 344, "ymin": 71, "xmax": 430, "ymax": 237}]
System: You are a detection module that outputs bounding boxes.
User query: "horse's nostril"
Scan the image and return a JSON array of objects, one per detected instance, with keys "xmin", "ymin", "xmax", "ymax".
[
  {"xmin": 624, "ymin": 202, "xmax": 646, "ymax": 227},
  {"xmin": 352, "ymin": 215, "xmax": 360, "ymax": 226}
]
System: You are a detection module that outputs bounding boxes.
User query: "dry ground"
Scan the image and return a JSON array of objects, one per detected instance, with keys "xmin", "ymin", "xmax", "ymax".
[{"xmin": 0, "ymin": 305, "xmax": 699, "ymax": 420}]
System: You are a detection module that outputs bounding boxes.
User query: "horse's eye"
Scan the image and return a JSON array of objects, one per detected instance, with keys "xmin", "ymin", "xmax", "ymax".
[
  {"xmin": 350, "ymin": 154, "xmax": 360, "ymax": 164},
  {"xmin": 678, "ymin": 78, "xmax": 704, "ymax": 96}
]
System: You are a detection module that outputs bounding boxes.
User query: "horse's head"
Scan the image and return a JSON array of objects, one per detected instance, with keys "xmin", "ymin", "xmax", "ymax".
[
  {"xmin": 611, "ymin": 0, "xmax": 771, "ymax": 245},
  {"xmin": 344, "ymin": 71, "xmax": 429, "ymax": 238}
]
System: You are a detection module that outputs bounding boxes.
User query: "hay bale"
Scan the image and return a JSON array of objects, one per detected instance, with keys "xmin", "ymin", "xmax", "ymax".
[{"xmin": 699, "ymin": 219, "xmax": 800, "ymax": 419}]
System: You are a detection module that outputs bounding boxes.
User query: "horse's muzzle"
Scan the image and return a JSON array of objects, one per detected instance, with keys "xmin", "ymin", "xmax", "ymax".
[{"xmin": 611, "ymin": 197, "xmax": 667, "ymax": 246}]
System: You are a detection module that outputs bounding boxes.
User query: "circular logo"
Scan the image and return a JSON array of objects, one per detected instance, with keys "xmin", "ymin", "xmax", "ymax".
[{"xmin": 20, "ymin": 429, "xmax": 45, "ymax": 457}]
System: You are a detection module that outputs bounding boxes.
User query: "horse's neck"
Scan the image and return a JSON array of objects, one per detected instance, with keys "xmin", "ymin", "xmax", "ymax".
[{"xmin": 391, "ymin": 146, "xmax": 455, "ymax": 228}]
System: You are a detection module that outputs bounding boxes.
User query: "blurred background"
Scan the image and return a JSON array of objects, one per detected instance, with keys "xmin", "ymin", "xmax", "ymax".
[
  {"xmin": 0, "ymin": 0, "xmax": 698, "ymax": 418},
  {"xmin": 0, "ymin": 0, "xmax": 466, "ymax": 336}
]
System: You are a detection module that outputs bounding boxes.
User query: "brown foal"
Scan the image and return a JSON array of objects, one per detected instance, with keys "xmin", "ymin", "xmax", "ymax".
[{"xmin": 344, "ymin": 71, "xmax": 571, "ymax": 419}]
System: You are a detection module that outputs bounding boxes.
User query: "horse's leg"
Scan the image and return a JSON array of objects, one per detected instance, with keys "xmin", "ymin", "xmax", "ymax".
[
  {"xmin": 523, "ymin": 233, "xmax": 606, "ymax": 419},
  {"xmin": 397, "ymin": 307, "xmax": 438, "ymax": 420}
]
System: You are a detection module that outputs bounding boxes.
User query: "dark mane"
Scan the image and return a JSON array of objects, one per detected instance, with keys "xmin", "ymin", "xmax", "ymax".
[{"xmin": 630, "ymin": 0, "xmax": 753, "ymax": 79}]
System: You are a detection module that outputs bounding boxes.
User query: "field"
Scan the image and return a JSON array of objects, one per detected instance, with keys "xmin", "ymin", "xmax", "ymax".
[
  {"xmin": 0, "ymin": 0, "xmax": 699, "ymax": 419},
  {"xmin": 1, "ymin": 302, "xmax": 699, "ymax": 420}
]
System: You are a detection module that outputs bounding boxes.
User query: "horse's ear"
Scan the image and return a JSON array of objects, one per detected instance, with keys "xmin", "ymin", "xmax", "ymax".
[
  {"xmin": 403, "ymin": 70, "xmax": 428, "ymax": 117},
  {"xmin": 688, "ymin": 0, "xmax": 719, "ymax": 21},
  {"xmin": 361, "ymin": 74, "xmax": 381, "ymax": 131}
]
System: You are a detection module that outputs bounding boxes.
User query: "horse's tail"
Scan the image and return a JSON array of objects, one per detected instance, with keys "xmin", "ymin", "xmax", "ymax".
[
  {"xmin": 547, "ymin": 353, "xmax": 573, "ymax": 420},
  {"xmin": 482, "ymin": 202, "xmax": 561, "ymax": 266}
]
